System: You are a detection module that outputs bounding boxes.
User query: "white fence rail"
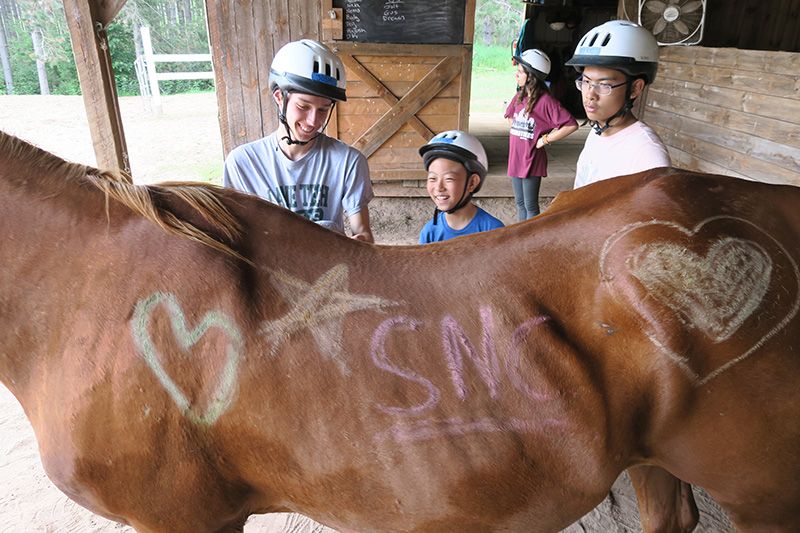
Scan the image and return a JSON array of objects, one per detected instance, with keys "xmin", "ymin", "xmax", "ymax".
[{"xmin": 135, "ymin": 26, "xmax": 213, "ymax": 114}]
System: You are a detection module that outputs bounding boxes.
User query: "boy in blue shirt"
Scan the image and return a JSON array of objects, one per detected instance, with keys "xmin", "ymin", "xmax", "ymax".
[{"xmin": 418, "ymin": 130, "xmax": 504, "ymax": 243}]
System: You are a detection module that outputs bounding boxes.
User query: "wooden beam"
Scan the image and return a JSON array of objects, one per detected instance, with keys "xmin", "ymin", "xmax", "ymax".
[
  {"xmin": 463, "ymin": 0, "xmax": 476, "ymax": 44},
  {"xmin": 458, "ymin": 46, "xmax": 472, "ymax": 130},
  {"xmin": 63, "ymin": 0, "xmax": 129, "ymax": 173},
  {"xmin": 353, "ymin": 56, "xmax": 461, "ymax": 157},
  {"xmin": 332, "ymin": 41, "xmax": 464, "ymax": 57}
]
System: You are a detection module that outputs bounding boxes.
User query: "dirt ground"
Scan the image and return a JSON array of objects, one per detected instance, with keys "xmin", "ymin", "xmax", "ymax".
[
  {"xmin": 0, "ymin": 96, "xmax": 732, "ymax": 532},
  {"xmin": 0, "ymin": 93, "xmax": 224, "ymax": 185}
]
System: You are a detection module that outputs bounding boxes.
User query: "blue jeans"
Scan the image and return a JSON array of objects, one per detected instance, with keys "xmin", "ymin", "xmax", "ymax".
[{"xmin": 511, "ymin": 176, "xmax": 542, "ymax": 221}]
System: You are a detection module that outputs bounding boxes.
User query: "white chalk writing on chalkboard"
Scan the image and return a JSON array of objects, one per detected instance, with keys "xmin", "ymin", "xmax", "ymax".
[
  {"xmin": 335, "ymin": 0, "xmax": 466, "ymax": 44},
  {"xmin": 383, "ymin": 0, "xmax": 405, "ymax": 21}
]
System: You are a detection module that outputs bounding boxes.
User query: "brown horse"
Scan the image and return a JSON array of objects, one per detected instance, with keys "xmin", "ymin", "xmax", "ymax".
[{"xmin": 1, "ymin": 129, "xmax": 799, "ymax": 532}]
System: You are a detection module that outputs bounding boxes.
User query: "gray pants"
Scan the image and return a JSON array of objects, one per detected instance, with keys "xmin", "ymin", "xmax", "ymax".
[{"xmin": 511, "ymin": 176, "xmax": 542, "ymax": 221}]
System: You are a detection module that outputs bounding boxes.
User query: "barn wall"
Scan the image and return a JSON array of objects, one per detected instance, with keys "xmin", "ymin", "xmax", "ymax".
[
  {"xmin": 645, "ymin": 46, "xmax": 800, "ymax": 186},
  {"xmin": 619, "ymin": 0, "xmax": 800, "ymax": 52},
  {"xmin": 205, "ymin": 0, "xmax": 322, "ymax": 155},
  {"xmin": 703, "ymin": 0, "xmax": 800, "ymax": 52}
]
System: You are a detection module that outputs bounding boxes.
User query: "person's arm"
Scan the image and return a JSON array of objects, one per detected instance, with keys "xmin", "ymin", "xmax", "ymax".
[
  {"xmin": 536, "ymin": 123, "xmax": 579, "ymax": 149},
  {"xmin": 348, "ymin": 208, "xmax": 373, "ymax": 243},
  {"xmin": 504, "ymin": 94, "xmax": 518, "ymax": 126},
  {"xmin": 536, "ymin": 95, "xmax": 579, "ymax": 149}
]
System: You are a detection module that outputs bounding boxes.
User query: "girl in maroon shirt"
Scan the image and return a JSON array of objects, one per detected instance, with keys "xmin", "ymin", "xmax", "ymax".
[{"xmin": 505, "ymin": 48, "xmax": 577, "ymax": 220}]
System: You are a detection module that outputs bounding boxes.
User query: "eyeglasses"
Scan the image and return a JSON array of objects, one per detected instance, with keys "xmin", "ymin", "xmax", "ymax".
[{"xmin": 574, "ymin": 78, "xmax": 627, "ymax": 95}]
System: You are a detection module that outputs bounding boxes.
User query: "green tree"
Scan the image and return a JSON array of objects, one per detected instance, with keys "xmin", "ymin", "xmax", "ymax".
[
  {"xmin": 475, "ymin": 0, "xmax": 524, "ymax": 47},
  {"xmin": 0, "ymin": 0, "xmax": 212, "ymax": 96},
  {"xmin": 114, "ymin": 0, "xmax": 212, "ymax": 95},
  {"xmin": 1, "ymin": 0, "xmax": 79, "ymax": 94}
]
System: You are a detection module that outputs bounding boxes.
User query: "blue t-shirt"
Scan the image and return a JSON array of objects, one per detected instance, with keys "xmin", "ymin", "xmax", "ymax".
[{"xmin": 419, "ymin": 207, "xmax": 504, "ymax": 244}]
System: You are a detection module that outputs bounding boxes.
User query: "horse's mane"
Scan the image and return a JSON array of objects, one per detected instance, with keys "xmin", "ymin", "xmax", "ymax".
[{"xmin": 0, "ymin": 130, "xmax": 245, "ymax": 261}]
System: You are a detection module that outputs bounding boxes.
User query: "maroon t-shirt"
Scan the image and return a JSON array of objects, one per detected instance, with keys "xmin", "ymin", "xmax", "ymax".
[{"xmin": 504, "ymin": 91, "xmax": 577, "ymax": 178}]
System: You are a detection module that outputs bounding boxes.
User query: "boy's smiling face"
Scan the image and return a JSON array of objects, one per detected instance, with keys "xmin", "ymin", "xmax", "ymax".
[
  {"xmin": 274, "ymin": 90, "xmax": 334, "ymax": 143},
  {"xmin": 426, "ymin": 157, "xmax": 479, "ymax": 212}
]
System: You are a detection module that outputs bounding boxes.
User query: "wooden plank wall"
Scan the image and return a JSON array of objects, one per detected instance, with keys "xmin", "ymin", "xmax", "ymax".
[
  {"xmin": 645, "ymin": 46, "xmax": 800, "ymax": 186},
  {"xmin": 619, "ymin": 0, "xmax": 800, "ymax": 52},
  {"xmin": 205, "ymin": 0, "xmax": 322, "ymax": 154}
]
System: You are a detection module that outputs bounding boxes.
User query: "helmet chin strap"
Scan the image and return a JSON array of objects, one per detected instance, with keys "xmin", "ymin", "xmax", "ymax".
[
  {"xmin": 588, "ymin": 80, "xmax": 634, "ymax": 135},
  {"xmin": 276, "ymin": 90, "xmax": 336, "ymax": 146}
]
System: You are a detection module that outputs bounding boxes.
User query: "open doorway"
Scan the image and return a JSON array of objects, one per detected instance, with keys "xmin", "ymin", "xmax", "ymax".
[
  {"xmin": 468, "ymin": 0, "xmax": 526, "ymax": 186},
  {"xmin": 112, "ymin": 0, "xmax": 223, "ymax": 185},
  {"xmin": 467, "ymin": 0, "xmax": 619, "ymax": 202}
]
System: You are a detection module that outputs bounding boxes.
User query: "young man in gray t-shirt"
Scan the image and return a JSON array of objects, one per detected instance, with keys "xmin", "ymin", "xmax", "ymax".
[{"xmin": 223, "ymin": 39, "xmax": 374, "ymax": 242}]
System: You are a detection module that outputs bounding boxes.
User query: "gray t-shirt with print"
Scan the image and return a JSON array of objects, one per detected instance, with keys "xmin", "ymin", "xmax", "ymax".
[{"xmin": 223, "ymin": 132, "xmax": 373, "ymax": 233}]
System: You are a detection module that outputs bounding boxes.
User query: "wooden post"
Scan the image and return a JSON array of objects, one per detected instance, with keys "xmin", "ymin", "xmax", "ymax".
[
  {"xmin": 140, "ymin": 27, "xmax": 162, "ymax": 115},
  {"xmin": 63, "ymin": 0, "xmax": 129, "ymax": 173}
]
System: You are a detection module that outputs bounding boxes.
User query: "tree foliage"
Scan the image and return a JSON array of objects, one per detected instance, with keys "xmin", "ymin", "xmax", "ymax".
[
  {"xmin": 0, "ymin": 0, "xmax": 212, "ymax": 96},
  {"xmin": 1, "ymin": 0, "xmax": 77, "ymax": 94},
  {"xmin": 475, "ymin": 0, "xmax": 525, "ymax": 47}
]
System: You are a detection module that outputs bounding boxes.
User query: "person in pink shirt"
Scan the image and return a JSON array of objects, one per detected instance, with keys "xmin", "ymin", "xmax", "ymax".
[
  {"xmin": 566, "ymin": 21, "xmax": 671, "ymax": 189},
  {"xmin": 565, "ymin": 20, "xmax": 697, "ymax": 533},
  {"xmin": 505, "ymin": 48, "xmax": 578, "ymax": 220}
]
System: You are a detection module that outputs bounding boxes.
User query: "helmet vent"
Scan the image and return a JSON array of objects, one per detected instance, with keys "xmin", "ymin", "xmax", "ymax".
[
  {"xmin": 325, "ymin": 63, "xmax": 331, "ymax": 77},
  {"xmin": 602, "ymin": 34, "xmax": 612, "ymax": 46},
  {"xmin": 588, "ymin": 33, "xmax": 599, "ymax": 46},
  {"xmin": 313, "ymin": 60, "xmax": 320, "ymax": 74}
]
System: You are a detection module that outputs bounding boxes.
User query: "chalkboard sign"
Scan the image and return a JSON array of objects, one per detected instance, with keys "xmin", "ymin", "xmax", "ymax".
[{"xmin": 332, "ymin": 0, "xmax": 466, "ymax": 44}]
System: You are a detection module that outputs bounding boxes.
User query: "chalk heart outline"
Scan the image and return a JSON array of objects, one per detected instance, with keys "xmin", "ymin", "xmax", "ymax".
[
  {"xmin": 132, "ymin": 292, "xmax": 244, "ymax": 425},
  {"xmin": 600, "ymin": 216, "xmax": 800, "ymax": 386}
]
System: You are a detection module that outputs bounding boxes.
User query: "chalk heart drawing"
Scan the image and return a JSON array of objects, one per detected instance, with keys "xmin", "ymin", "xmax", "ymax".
[
  {"xmin": 132, "ymin": 292, "xmax": 244, "ymax": 426},
  {"xmin": 628, "ymin": 238, "xmax": 771, "ymax": 342},
  {"xmin": 600, "ymin": 216, "xmax": 800, "ymax": 386}
]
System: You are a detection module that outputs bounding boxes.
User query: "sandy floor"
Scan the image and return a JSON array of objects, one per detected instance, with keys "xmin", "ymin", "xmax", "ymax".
[{"xmin": 0, "ymin": 93, "xmax": 225, "ymax": 185}]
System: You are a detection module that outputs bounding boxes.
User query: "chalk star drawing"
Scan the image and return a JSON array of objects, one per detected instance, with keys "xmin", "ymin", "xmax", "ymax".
[
  {"xmin": 599, "ymin": 216, "xmax": 800, "ymax": 386},
  {"xmin": 132, "ymin": 292, "xmax": 243, "ymax": 426},
  {"xmin": 261, "ymin": 264, "xmax": 400, "ymax": 374}
]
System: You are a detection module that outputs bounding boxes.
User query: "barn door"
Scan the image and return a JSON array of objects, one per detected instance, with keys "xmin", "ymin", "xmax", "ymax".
[{"xmin": 326, "ymin": 42, "xmax": 473, "ymax": 180}]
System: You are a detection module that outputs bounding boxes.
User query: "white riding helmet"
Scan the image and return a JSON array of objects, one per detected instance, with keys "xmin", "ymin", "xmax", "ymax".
[
  {"xmin": 419, "ymin": 130, "xmax": 488, "ymax": 192},
  {"xmin": 514, "ymin": 48, "xmax": 551, "ymax": 82},
  {"xmin": 566, "ymin": 20, "xmax": 659, "ymax": 84},
  {"xmin": 269, "ymin": 39, "xmax": 347, "ymax": 102}
]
